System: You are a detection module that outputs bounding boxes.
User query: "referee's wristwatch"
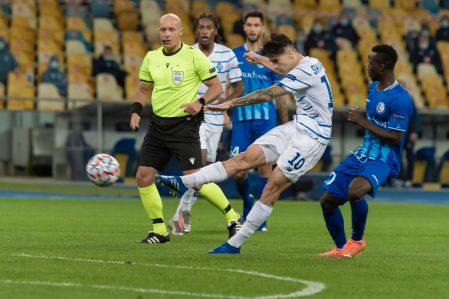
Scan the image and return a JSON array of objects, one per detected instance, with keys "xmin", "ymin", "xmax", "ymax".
[{"xmin": 198, "ymin": 97, "xmax": 206, "ymax": 106}]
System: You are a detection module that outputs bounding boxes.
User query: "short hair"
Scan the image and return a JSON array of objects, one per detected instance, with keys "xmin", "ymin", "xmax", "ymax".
[
  {"xmin": 194, "ymin": 13, "xmax": 220, "ymax": 31},
  {"xmin": 261, "ymin": 33, "xmax": 294, "ymax": 58},
  {"xmin": 372, "ymin": 44, "xmax": 398, "ymax": 70},
  {"xmin": 244, "ymin": 11, "xmax": 264, "ymax": 23}
]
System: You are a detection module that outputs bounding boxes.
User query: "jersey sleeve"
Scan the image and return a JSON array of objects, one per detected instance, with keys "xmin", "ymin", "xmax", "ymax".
[
  {"xmin": 227, "ymin": 53, "xmax": 242, "ymax": 83},
  {"xmin": 138, "ymin": 52, "xmax": 153, "ymax": 82},
  {"xmin": 193, "ymin": 48, "xmax": 217, "ymax": 81},
  {"xmin": 278, "ymin": 68, "xmax": 313, "ymax": 94},
  {"xmin": 387, "ymin": 94, "xmax": 413, "ymax": 132}
]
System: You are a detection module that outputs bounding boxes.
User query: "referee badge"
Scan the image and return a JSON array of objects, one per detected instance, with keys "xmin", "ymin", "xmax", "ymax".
[{"xmin": 172, "ymin": 71, "xmax": 184, "ymax": 85}]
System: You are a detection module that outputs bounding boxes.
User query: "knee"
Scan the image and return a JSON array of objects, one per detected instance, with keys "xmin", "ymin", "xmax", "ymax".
[
  {"xmin": 136, "ymin": 169, "xmax": 155, "ymax": 187},
  {"xmin": 320, "ymin": 194, "xmax": 339, "ymax": 211},
  {"xmin": 347, "ymin": 188, "xmax": 365, "ymax": 203}
]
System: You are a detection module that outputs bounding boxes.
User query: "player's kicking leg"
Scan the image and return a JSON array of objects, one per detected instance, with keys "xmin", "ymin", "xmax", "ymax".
[{"xmin": 208, "ymin": 167, "xmax": 291, "ymax": 254}]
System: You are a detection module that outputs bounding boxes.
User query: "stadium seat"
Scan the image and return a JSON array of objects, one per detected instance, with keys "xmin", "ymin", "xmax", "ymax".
[
  {"xmin": 7, "ymin": 71, "xmax": 35, "ymax": 110},
  {"xmin": 0, "ymin": 82, "xmax": 4, "ymax": 109},
  {"xmin": 412, "ymin": 147, "xmax": 436, "ymax": 186},
  {"xmin": 68, "ymin": 83, "xmax": 93, "ymax": 109},
  {"xmin": 110, "ymin": 138, "xmax": 138, "ymax": 177},
  {"xmin": 438, "ymin": 150, "xmax": 449, "ymax": 187},
  {"xmin": 96, "ymin": 74, "xmax": 123, "ymax": 101},
  {"xmin": 37, "ymin": 83, "xmax": 65, "ymax": 111},
  {"xmin": 125, "ymin": 75, "xmax": 139, "ymax": 99},
  {"xmin": 89, "ymin": 1, "xmax": 112, "ymax": 18},
  {"xmin": 93, "ymin": 18, "xmax": 114, "ymax": 32},
  {"xmin": 66, "ymin": 40, "xmax": 90, "ymax": 54}
]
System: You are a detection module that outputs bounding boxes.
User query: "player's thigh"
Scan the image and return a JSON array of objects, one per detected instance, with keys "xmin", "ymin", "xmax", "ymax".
[
  {"xmin": 223, "ymin": 144, "xmax": 267, "ymax": 174},
  {"xmin": 355, "ymin": 160, "xmax": 392, "ymax": 198},
  {"xmin": 347, "ymin": 176, "xmax": 372, "ymax": 201},
  {"xmin": 276, "ymin": 125, "xmax": 327, "ymax": 183},
  {"xmin": 253, "ymin": 121, "xmax": 293, "ymax": 166},
  {"xmin": 200, "ymin": 127, "xmax": 221, "ymax": 163},
  {"xmin": 259, "ymin": 167, "xmax": 292, "ymax": 207},
  {"xmin": 230, "ymin": 120, "xmax": 252, "ymax": 157}
]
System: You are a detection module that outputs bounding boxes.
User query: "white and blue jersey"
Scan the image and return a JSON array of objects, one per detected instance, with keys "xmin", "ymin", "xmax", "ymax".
[
  {"xmin": 232, "ymin": 44, "xmax": 281, "ymax": 122},
  {"xmin": 278, "ymin": 56, "xmax": 333, "ymax": 144},
  {"xmin": 353, "ymin": 81, "xmax": 413, "ymax": 174},
  {"xmin": 323, "ymin": 80, "xmax": 413, "ymax": 200},
  {"xmin": 194, "ymin": 43, "xmax": 242, "ymax": 132}
]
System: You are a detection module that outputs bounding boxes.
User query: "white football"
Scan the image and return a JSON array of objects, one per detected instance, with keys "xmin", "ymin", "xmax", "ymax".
[{"xmin": 86, "ymin": 154, "xmax": 121, "ymax": 187}]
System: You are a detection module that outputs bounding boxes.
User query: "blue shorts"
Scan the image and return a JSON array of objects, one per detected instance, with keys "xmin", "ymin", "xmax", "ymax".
[
  {"xmin": 230, "ymin": 118, "xmax": 276, "ymax": 157},
  {"xmin": 322, "ymin": 154, "xmax": 392, "ymax": 202}
]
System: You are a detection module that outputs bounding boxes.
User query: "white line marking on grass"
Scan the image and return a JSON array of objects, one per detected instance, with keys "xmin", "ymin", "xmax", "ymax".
[{"xmin": 7, "ymin": 253, "xmax": 326, "ymax": 298}]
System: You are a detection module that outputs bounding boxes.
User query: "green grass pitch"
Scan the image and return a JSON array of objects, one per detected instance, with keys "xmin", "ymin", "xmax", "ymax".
[{"xmin": 0, "ymin": 184, "xmax": 448, "ymax": 298}]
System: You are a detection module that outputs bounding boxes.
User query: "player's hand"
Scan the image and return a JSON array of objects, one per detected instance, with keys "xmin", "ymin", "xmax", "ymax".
[
  {"xmin": 244, "ymin": 52, "xmax": 260, "ymax": 64},
  {"xmin": 130, "ymin": 113, "xmax": 140, "ymax": 131},
  {"xmin": 182, "ymin": 101, "xmax": 203, "ymax": 116},
  {"xmin": 205, "ymin": 101, "xmax": 232, "ymax": 111},
  {"xmin": 347, "ymin": 107, "xmax": 366, "ymax": 125}
]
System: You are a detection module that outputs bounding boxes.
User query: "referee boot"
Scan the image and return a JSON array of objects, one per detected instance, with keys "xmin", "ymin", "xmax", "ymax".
[
  {"xmin": 155, "ymin": 174, "xmax": 188, "ymax": 197},
  {"xmin": 136, "ymin": 231, "xmax": 170, "ymax": 244},
  {"xmin": 227, "ymin": 217, "xmax": 243, "ymax": 239}
]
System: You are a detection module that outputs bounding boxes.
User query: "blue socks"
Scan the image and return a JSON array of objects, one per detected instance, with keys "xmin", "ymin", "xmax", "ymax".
[
  {"xmin": 350, "ymin": 198, "xmax": 368, "ymax": 241},
  {"xmin": 322, "ymin": 207, "xmax": 346, "ymax": 249},
  {"xmin": 236, "ymin": 178, "xmax": 253, "ymax": 220}
]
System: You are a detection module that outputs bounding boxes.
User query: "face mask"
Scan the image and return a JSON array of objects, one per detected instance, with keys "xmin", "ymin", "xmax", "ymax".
[
  {"xmin": 104, "ymin": 55, "xmax": 113, "ymax": 61},
  {"xmin": 340, "ymin": 19, "xmax": 349, "ymax": 26},
  {"xmin": 442, "ymin": 20, "xmax": 449, "ymax": 28},
  {"xmin": 0, "ymin": 42, "xmax": 5, "ymax": 50},
  {"xmin": 419, "ymin": 43, "xmax": 429, "ymax": 50},
  {"xmin": 313, "ymin": 25, "xmax": 322, "ymax": 33},
  {"xmin": 421, "ymin": 30, "xmax": 430, "ymax": 37},
  {"xmin": 50, "ymin": 61, "xmax": 59, "ymax": 69}
]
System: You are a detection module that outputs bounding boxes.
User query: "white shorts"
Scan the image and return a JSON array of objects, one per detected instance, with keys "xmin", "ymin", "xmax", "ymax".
[
  {"xmin": 199, "ymin": 123, "xmax": 222, "ymax": 163},
  {"xmin": 254, "ymin": 121, "xmax": 327, "ymax": 183}
]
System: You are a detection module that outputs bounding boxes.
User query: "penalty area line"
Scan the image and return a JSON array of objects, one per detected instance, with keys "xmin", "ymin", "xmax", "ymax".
[{"xmin": 6, "ymin": 253, "xmax": 326, "ymax": 298}]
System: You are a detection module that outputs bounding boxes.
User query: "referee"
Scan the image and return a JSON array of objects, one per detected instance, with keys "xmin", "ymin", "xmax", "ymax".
[{"xmin": 130, "ymin": 14, "xmax": 242, "ymax": 244}]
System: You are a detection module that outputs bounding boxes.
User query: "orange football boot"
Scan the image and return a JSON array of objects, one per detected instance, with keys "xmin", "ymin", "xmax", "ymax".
[
  {"xmin": 318, "ymin": 245, "xmax": 344, "ymax": 258},
  {"xmin": 341, "ymin": 239, "xmax": 367, "ymax": 258}
]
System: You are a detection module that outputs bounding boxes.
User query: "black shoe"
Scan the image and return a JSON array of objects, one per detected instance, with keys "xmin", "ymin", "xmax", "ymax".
[
  {"xmin": 227, "ymin": 217, "xmax": 243, "ymax": 239},
  {"xmin": 136, "ymin": 231, "xmax": 170, "ymax": 244}
]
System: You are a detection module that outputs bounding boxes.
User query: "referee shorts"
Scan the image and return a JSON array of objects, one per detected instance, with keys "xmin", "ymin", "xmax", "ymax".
[{"xmin": 139, "ymin": 114, "xmax": 203, "ymax": 171}]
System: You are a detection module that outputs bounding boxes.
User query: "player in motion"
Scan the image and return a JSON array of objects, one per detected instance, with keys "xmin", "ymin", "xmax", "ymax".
[
  {"xmin": 230, "ymin": 12, "xmax": 288, "ymax": 230},
  {"xmin": 168, "ymin": 13, "xmax": 244, "ymax": 235},
  {"xmin": 130, "ymin": 13, "xmax": 242, "ymax": 244},
  {"xmin": 157, "ymin": 33, "xmax": 334, "ymax": 253},
  {"xmin": 319, "ymin": 45, "xmax": 413, "ymax": 258}
]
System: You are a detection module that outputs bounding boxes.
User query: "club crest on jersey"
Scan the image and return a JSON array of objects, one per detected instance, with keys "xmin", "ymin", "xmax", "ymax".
[
  {"xmin": 172, "ymin": 71, "xmax": 184, "ymax": 85},
  {"xmin": 376, "ymin": 102, "xmax": 386, "ymax": 114},
  {"xmin": 216, "ymin": 62, "xmax": 223, "ymax": 72}
]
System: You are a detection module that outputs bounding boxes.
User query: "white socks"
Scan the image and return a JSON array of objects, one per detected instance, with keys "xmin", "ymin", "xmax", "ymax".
[
  {"xmin": 182, "ymin": 162, "xmax": 228, "ymax": 188},
  {"xmin": 173, "ymin": 189, "xmax": 198, "ymax": 221},
  {"xmin": 227, "ymin": 201, "xmax": 273, "ymax": 248}
]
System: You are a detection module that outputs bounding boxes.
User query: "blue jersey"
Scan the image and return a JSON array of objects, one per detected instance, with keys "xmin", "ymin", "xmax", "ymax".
[
  {"xmin": 352, "ymin": 81, "xmax": 413, "ymax": 175},
  {"xmin": 231, "ymin": 44, "xmax": 281, "ymax": 122}
]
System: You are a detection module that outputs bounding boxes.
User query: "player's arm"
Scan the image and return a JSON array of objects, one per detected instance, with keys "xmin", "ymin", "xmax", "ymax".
[
  {"xmin": 182, "ymin": 76, "xmax": 222, "ymax": 116},
  {"xmin": 244, "ymin": 52, "xmax": 285, "ymax": 76},
  {"xmin": 206, "ymin": 84, "xmax": 288, "ymax": 111},
  {"xmin": 129, "ymin": 81, "xmax": 153, "ymax": 130},
  {"xmin": 217, "ymin": 80, "xmax": 244, "ymax": 103},
  {"xmin": 348, "ymin": 107, "xmax": 403, "ymax": 146},
  {"xmin": 275, "ymin": 95, "xmax": 289, "ymax": 124}
]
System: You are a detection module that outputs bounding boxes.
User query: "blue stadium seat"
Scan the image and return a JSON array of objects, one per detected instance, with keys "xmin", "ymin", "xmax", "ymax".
[
  {"xmin": 438, "ymin": 149, "xmax": 449, "ymax": 187},
  {"xmin": 89, "ymin": 1, "xmax": 112, "ymax": 18}
]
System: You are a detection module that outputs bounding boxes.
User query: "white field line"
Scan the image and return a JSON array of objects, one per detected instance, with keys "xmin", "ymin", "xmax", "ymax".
[{"xmin": 3, "ymin": 253, "xmax": 326, "ymax": 298}]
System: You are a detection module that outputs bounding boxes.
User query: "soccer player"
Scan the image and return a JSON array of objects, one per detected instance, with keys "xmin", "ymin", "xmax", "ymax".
[
  {"xmin": 157, "ymin": 33, "xmax": 334, "ymax": 253},
  {"xmin": 168, "ymin": 13, "xmax": 244, "ymax": 235},
  {"xmin": 319, "ymin": 45, "xmax": 413, "ymax": 258},
  {"xmin": 231, "ymin": 11, "xmax": 288, "ymax": 229},
  {"xmin": 130, "ymin": 13, "xmax": 242, "ymax": 244}
]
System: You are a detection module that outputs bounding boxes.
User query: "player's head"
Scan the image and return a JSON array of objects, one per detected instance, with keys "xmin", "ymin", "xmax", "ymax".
[
  {"xmin": 243, "ymin": 11, "xmax": 264, "ymax": 43},
  {"xmin": 194, "ymin": 13, "xmax": 220, "ymax": 47},
  {"xmin": 368, "ymin": 44, "xmax": 398, "ymax": 81},
  {"xmin": 158, "ymin": 13, "xmax": 183, "ymax": 51},
  {"xmin": 261, "ymin": 33, "xmax": 299, "ymax": 75}
]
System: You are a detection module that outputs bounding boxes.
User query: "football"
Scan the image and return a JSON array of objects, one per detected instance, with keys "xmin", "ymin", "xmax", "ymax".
[{"xmin": 86, "ymin": 154, "xmax": 121, "ymax": 187}]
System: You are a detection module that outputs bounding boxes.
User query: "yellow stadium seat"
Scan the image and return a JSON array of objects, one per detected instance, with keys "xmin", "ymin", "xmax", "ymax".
[
  {"xmin": 37, "ymin": 83, "xmax": 65, "ymax": 111},
  {"xmin": 227, "ymin": 34, "xmax": 244, "ymax": 48},
  {"xmin": 191, "ymin": 0, "xmax": 211, "ymax": 19},
  {"xmin": 96, "ymin": 74, "xmax": 123, "ymax": 101},
  {"xmin": 124, "ymin": 54, "xmax": 143, "ymax": 71},
  {"xmin": 417, "ymin": 63, "xmax": 438, "ymax": 82},
  {"xmin": 216, "ymin": 1, "xmax": 235, "ymax": 18},
  {"xmin": 114, "ymin": 0, "xmax": 135, "ymax": 14},
  {"xmin": 9, "ymin": 38, "xmax": 34, "ymax": 57},
  {"xmin": 67, "ymin": 53, "xmax": 92, "ymax": 69},
  {"xmin": 94, "ymin": 18, "xmax": 115, "ymax": 32},
  {"xmin": 220, "ymin": 12, "xmax": 241, "ymax": 35},
  {"xmin": 39, "ymin": 15, "xmax": 62, "ymax": 31},
  {"xmin": 7, "ymin": 72, "xmax": 35, "ymax": 110},
  {"xmin": 319, "ymin": 0, "xmax": 341, "ymax": 13},
  {"xmin": 66, "ymin": 40, "xmax": 89, "ymax": 54},
  {"xmin": 125, "ymin": 75, "xmax": 140, "ymax": 99},
  {"xmin": 118, "ymin": 11, "xmax": 139, "ymax": 31},
  {"xmin": 12, "ymin": 3, "xmax": 36, "ymax": 18},
  {"xmin": 278, "ymin": 25, "xmax": 296, "ymax": 41},
  {"xmin": 368, "ymin": 0, "xmax": 391, "ymax": 11},
  {"xmin": 396, "ymin": 0, "xmax": 417, "ymax": 11},
  {"xmin": 123, "ymin": 41, "xmax": 147, "ymax": 57},
  {"xmin": 11, "ymin": 15, "xmax": 37, "ymax": 30},
  {"xmin": 122, "ymin": 31, "xmax": 143, "ymax": 43},
  {"xmin": 140, "ymin": 0, "xmax": 161, "ymax": 27},
  {"xmin": 293, "ymin": 0, "xmax": 317, "ymax": 10},
  {"xmin": 397, "ymin": 74, "xmax": 425, "ymax": 108},
  {"xmin": 68, "ymin": 83, "xmax": 93, "ymax": 109},
  {"xmin": 440, "ymin": 161, "xmax": 449, "ymax": 186},
  {"xmin": 12, "ymin": 50, "xmax": 34, "ymax": 71},
  {"xmin": 0, "ymin": 82, "xmax": 4, "ymax": 109},
  {"xmin": 10, "ymin": 26, "xmax": 36, "ymax": 43}
]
